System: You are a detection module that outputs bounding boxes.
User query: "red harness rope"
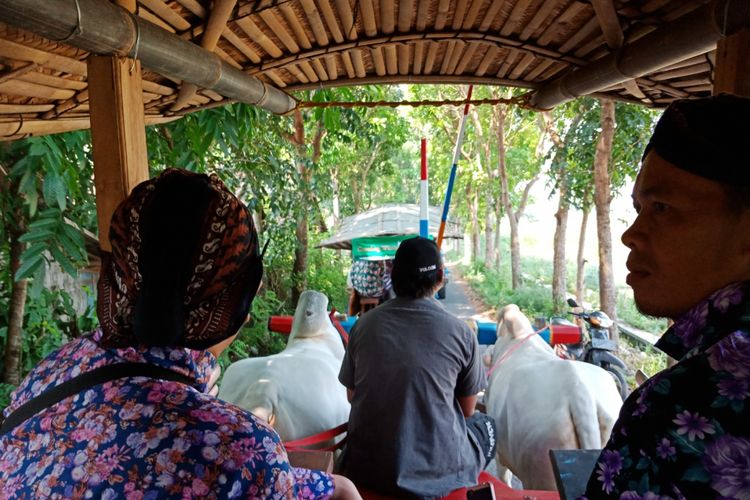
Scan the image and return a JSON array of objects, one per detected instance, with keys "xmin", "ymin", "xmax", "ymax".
[
  {"xmin": 284, "ymin": 422, "xmax": 348, "ymax": 452},
  {"xmin": 328, "ymin": 309, "xmax": 349, "ymax": 346},
  {"xmin": 485, "ymin": 327, "xmax": 548, "ymax": 377}
]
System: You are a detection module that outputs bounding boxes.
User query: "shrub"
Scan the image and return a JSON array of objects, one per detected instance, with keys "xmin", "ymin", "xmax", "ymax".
[
  {"xmin": 217, "ymin": 290, "xmax": 290, "ymax": 372},
  {"xmin": 616, "ymin": 288, "xmax": 668, "ymax": 334},
  {"xmin": 306, "ymin": 247, "xmax": 349, "ymax": 314}
]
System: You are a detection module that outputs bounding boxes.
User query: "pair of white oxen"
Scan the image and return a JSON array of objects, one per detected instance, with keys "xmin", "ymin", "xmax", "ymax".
[{"xmin": 219, "ymin": 292, "xmax": 623, "ymax": 491}]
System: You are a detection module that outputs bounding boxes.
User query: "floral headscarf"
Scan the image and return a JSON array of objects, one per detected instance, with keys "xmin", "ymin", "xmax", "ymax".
[{"xmin": 97, "ymin": 168, "xmax": 262, "ymax": 350}]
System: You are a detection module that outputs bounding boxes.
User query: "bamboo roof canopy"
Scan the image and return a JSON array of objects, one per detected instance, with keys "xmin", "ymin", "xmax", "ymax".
[
  {"xmin": 0, "ymin": 0, "xmax": 747, "ymax": 141},
  {"xmin": 317, "ymin": 204, "xmax": 462, "ymax": 250}
]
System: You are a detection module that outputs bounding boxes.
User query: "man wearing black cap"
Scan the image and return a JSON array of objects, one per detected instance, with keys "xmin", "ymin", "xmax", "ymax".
[
  {"xmin": 584, "ymin": 95, "xmax": 750, "ymax": 498},
  {"xmin": 339, "ymin": 236, "xmax": 496, "ymax": 498}
]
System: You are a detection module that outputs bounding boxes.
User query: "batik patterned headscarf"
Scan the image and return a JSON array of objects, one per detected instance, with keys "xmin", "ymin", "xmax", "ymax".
[{"xmin": 97, "ymin": 168, "xmax": 262, "ymax": 350}]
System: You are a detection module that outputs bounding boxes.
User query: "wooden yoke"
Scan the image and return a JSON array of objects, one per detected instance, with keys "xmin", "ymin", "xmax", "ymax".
[
  {"xmin": 87, "ymin": 0, "xmax": 148, "ymax": 252},
  {"xmin": 714, "ymin": 28, "xmax": 750, "ymax": 97}
]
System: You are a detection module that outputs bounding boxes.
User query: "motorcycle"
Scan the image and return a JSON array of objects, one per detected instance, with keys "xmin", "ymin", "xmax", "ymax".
[{"xmin": 540, "ymin": 298, "xmax": 630, "ymax": 400}]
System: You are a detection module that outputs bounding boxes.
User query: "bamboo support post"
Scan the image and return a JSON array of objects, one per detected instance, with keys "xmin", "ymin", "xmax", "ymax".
[
  {"xmin": 88, "ymin": 55, "xmax": 149, "ymax": 251},
  {"xmin": 713, "ymin": 28, "xmax": 750, "ymax": 97}
]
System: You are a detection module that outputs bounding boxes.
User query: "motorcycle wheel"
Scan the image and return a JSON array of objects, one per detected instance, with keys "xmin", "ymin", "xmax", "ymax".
[{"xmin": 604, "ymin": 363, "xmax": 630, "ymax": 401}]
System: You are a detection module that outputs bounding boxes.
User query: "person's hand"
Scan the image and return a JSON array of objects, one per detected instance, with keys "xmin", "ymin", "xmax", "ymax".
[
  {"xmin": 331, "ymin": 474, "xmax": 362, "ymax": 500},
  {"xmin": 206, "ymin": 364, "xmax": 222, "ymax": 397}
]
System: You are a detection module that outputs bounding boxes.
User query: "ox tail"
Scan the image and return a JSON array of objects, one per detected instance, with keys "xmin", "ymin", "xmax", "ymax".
[{"xmin": 569, "ymin": 387, "xmax": 602, "ymax": 450}]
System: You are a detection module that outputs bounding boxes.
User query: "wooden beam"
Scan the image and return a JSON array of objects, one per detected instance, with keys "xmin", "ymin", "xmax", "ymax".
[
  {"xmin": 0, "ymin": 0, "xmax": 295, "ymax": 114},
  {"xmin": 398, "ymin": 0, "xmax": 414, "ymax": 32},
  {"xmin": 530, "ymin": 0, "xmax": 749, "ymax": 109},
  {"xmin": 713, "ymin": 29, "xmax": 750, "ymax": 97},
  {"xmin": 280, "ymin": 4, "xmax": 313, "ymax": 49},
  {"xmin": 591, "ymin": 0, "xmax": 623, "ymax": 49},
  {"xmin": 0, "ymin": 62, "xmax": 37, "ymax": 84},
  {"xmin": 286, "ymin": 74, "xmax": 537, "ymax": 92},
  {"xmin": 172, "ymin": 0, "xmax": 237, "ymax": 111},
  {"xmin": 336, "ymin": 0, "xmax": 358, "ymax": 40},
  {"xmin": 88, "ymin": 55, "xmax": 149, "ymax": 252}
]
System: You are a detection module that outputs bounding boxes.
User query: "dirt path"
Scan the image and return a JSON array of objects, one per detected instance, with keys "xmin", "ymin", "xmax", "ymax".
[{"xmin": 442, "ymin": 262, "xmax": 496, "ymax": 322}]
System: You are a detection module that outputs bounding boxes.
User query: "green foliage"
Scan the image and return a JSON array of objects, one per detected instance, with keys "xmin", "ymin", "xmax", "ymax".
[
  {"xmin": 616, "ymin": 288, "xmax": 669, "ymax": 334},
  {"xmin": 16, "ymin": 209, "xmax": 88, "ymax": 284},
  {"xmin": 0, "ymin": 383, "xmax": 14, "ymax": 411},
  {"xmin": 0, "ymin": 288, "xmax": 96, "ymax": 379},
  {"xmin": 306, "ymin": 246, "xmax": 349, "ymax": 313},
  {"xmin": 621, "ymin": 336, "xmax": 668, "ymax": 377},
  {"xmin": 217, "ymin": 291, "xmax": 290, "ymax": 372},
  {"xmin": 462, "ymin": 259, "xmax": 554, "ymax": 320}
]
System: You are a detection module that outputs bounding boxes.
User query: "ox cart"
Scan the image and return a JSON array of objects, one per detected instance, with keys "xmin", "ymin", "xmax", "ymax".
[
  {"xmin": 0, "ymin": 0, "xmax": 747, "ymax": 498},
  {"xmin": 317, "ymin": 203, "xmax": 462, "ymax": 314}
]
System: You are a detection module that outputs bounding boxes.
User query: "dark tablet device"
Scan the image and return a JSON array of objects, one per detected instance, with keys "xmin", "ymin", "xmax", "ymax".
[{"xmin": 549, "ymin": 449, "xmax": 601, "ymax": 500}]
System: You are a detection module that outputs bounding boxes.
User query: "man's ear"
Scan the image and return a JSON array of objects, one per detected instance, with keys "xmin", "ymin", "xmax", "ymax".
[{"xmin": 436, "ymin": 267, "xmax": 444, "ymax": 284}]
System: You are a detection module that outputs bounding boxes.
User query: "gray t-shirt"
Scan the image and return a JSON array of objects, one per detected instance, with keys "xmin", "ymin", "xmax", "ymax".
[{"xmin": 338, "ymin": 296, "xmax": 486, "ymax": 498}]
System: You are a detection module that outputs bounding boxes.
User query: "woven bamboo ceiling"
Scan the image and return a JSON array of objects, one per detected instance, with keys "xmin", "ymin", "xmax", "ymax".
[{"xmin": 0, "ymin": 0, "xmax": 744, "ymax": 140}]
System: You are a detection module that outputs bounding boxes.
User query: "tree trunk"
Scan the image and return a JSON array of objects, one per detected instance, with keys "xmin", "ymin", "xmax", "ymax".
[
  {"xmin": 291, "ymin": 205, "xmax": 308, "ymax": 307},
  {"xmin": 4, "ymin": 211, "xmax": 27, "ymax": 385},
  {"xmin": 552, "ymin": 193, "xmax": 569, "ymax": 314},
  {"xmin": 494, "ymin": 203, "xmax": 502, "ymax": 269},
  {"xmin": 576, "ymin": 207, "xmax": 590, "ymax": 304},
  {"xmin": 546, "ymin": 111, "xmax": 576, "ymax": 315},
  {"xmin": 508, "ymin": 212, "xmax": 521, "ymax": 289},
  {"xmin": 484, "ymin": 202, "xmax": 493, "ymax": 268},
  {"xmin": 471, "ymin": 190, "xmax": 480, "ymax": 264},
  {"xmin": 288, "ymin": 110, "xmax": 325, "ymax": 308},
  {"xmin": 593, "ymin": 99, "xmax": 618, "ymax": 339},
  {"xmin": 331, "ymin": 174, "xmax": 340, "ymax": 226}
]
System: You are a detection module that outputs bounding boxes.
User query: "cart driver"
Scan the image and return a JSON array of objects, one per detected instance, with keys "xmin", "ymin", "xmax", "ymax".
[{"xmin": 338, "ymin": 236, "xmax": 496, "ymax": 497}]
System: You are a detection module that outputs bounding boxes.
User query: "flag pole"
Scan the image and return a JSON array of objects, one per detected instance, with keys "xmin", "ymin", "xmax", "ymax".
[
  {"xmin": 436, "ymin": 85, "xmax": 473, "ymax": 249},
  {"xmin": 420, "ymin": 138, "xmax": 429, "ymax": 238}
]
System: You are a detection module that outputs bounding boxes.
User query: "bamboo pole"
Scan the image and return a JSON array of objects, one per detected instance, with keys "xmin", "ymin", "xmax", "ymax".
[
  {"xmin": 0, "ymin": 0, "xmax": 296, "ymax": 114},
  {"xmin": 530, "ymin": 0, "xmax": 750, "ymax": 109},
  {"xmin": 591, "ymin": 0, "xmax": 623, "ymax": 49},
  {"xmin": 280, "ymin": 4, "xmax": 313, "ymax": 49},
  {"xmin": 437, "ymin": 85, "xmax": 473, "ymax": 249},
  {"xmin": 172, "ymin": 0, "xmax": 237, "ymax": 111}
]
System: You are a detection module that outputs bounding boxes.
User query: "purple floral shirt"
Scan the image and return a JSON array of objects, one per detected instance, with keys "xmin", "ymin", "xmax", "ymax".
[
  {"xmin": 584, "ymin": 282, "xmax": 750, "ymax": 499},
  {"xmin": 0, "ymin": 330, "xmax": 335, "ymax": 499}
]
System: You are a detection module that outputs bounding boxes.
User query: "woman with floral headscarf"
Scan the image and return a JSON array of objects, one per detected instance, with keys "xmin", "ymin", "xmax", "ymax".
[{"xmin": 0, "ymin": 169, "xmax": 360, "ymax": 499}]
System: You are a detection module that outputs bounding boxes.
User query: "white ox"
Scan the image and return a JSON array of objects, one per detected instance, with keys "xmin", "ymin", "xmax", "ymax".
[
  {"xmin": 483, "ymin": 304, "xmax": 622, "ymax": 490},
  {"xmin": 219, "ymin": 290, "xmax": 350, "ymax": 442}
]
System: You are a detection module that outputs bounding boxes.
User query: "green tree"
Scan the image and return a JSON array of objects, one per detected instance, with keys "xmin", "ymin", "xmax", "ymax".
[{"xmin": 0, "ymin": 133, "xmax": 94, "ymax": 384}]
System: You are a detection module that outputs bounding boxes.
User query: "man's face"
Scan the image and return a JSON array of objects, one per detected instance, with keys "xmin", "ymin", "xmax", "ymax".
[{"xmin": 621, "ymin": 151, "xmax": 750, "ymax": 319}]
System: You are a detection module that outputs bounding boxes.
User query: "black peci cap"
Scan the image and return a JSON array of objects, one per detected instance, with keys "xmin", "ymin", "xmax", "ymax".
[
  {"xmin": 393, "ymin": 236, "xmax": 442, "ymax": 279},
  {"xmin": 644, "ymin": 94, "xmax": 750, "ymax": 186}
]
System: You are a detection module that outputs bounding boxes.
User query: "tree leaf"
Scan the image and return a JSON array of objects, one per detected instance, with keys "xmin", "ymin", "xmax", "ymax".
[
  {"xmin": 57, "ymin": 229, "xmax": 87, "ymax": 263},
  {"xmin": 14, "ymin": 252, "xmax": 44, "ymax": 281},
  {"xmin": 48, "ymin": 244, "xmax": 78, "ymax": 277},
  {"xmin": 27, "ymin": 217, "xmax": 59, "ymax": 231},
  {"xmin": 18, "ymin": 228, "xmax": 55, "ymax": 243},
  {"xmin": 28, "ymin": 141, "xmax": 47, "ymax": 157},
  {"xmin": 20, "ymin": 242, "xmax": 48, "ymax": 261}
]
